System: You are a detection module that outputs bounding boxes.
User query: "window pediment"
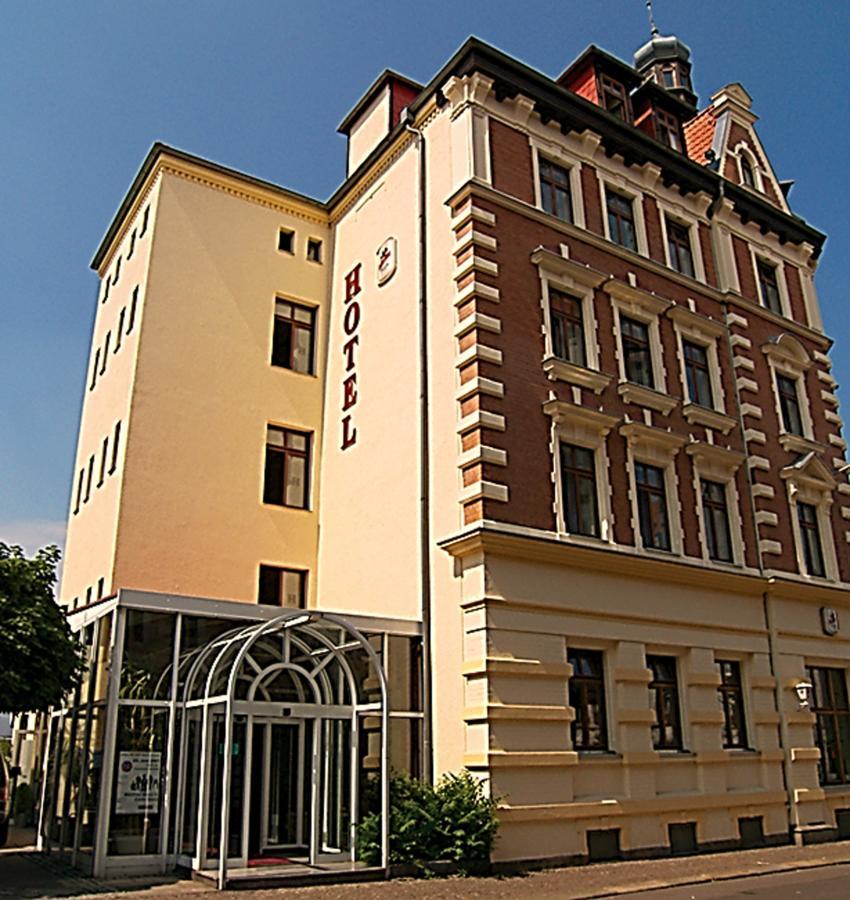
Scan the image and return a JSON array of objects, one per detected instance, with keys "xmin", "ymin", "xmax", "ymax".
[
  {"xmin": 620, "ymin": 421, "xmax": 687, "ymax": 457},
  {"xmin": 544, "ymin": 399, "xmax": 619, "ymax": 444},
  {"xmin": 531, "ymin": 247, "xmax": 608, "ymax": 289},
  {"xmin": 780, "ymin": 451, "xmax": 836, "ymax": 494},
  {"xmin": 685, "ymin": 441, "xmax": 745, "ymax": 476},
  {"xmin": 604, "ymin": 280, "xmax": 671, "ymax": 316},
  {"xmin": 543, "ymin": 356, "xmax": 613, "ymax": 394},
  {"xmin": 667, "ymin": 305, "xmax": 725, "ymax": 340},
  {"xmin": 761, "ymin": 334, "xmax": 811, "ymax": 373}
]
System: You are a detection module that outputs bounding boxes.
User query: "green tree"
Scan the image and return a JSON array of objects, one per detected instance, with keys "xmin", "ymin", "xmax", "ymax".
[{"xmin": 0, "ymin": 543, "xmax": 84, "ymax": 713}]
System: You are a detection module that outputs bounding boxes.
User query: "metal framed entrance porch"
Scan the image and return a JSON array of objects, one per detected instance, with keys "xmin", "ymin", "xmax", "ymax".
[{"xmin": 173, "ymin": 610, "xmax": 389, "ymax": 890}]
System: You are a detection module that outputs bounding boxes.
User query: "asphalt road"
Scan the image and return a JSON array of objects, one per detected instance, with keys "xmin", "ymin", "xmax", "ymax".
[{"xmin": 617, "ymin": 862, "xmax": 850, "ymax": 899}]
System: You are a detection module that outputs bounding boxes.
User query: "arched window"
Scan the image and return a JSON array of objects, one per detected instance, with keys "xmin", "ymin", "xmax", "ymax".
[{"xmin": 740, "ymin": 154, "xmax": 756, "ymax": 189}]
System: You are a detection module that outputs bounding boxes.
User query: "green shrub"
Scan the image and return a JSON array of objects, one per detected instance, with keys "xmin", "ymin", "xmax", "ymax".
[
  {"xmin": 357, "ymin": 770, "xmax": 498, "ymax": 873},
  {"xmin": 13, "ymin": 781, "xmax": 34, "ymax": 817}
]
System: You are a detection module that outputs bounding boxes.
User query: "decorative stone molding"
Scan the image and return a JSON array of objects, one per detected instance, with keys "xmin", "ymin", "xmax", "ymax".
[
  {"xmin": 620, "ymin": 421, "xmax": 687, "ymax": 456},
  {"xmin": 617, "ymin": 382, "xmax": 678, "ymax": 415},
  {"xmin": 542, "ymin": 357, "xmax": 612, "ymax": 394},
  {"xmin": 682, "ymin": 403, "xmax": 737, "ymax": 434}
]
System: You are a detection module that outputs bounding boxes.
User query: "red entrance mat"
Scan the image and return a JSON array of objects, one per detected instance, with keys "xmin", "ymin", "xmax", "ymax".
[{"xmin": 247, "ymin": 856, "xmax": 295, "ymax": 867}]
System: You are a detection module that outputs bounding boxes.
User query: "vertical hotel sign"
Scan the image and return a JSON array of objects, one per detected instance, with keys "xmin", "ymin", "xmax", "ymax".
[{"xmin": 341, "ymin": 263, "xmax": 361, "ymax": 449}]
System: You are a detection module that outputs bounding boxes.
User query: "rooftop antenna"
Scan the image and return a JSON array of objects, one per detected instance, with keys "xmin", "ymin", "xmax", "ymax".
[{"xmin": 645, "ymin": 0, "xmax": 659, "ymax": 36}]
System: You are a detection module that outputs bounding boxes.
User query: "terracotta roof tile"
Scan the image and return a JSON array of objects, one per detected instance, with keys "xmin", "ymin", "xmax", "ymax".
[{"xmin": 684, "ymin": 108, "xmax": 716, "ymax": 166}]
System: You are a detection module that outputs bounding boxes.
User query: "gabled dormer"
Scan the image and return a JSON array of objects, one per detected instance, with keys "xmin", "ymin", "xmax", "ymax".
[
  {"xmin": 557, "ymin": 45, "xmax": 642, "ymax": 122},
  {"xmin": 338, "ymin": 70, "xmax": 423, "ymax": 176},
  {"xmin": 683, "ymin": 83, "xmax": 791, "ymax": 213}
]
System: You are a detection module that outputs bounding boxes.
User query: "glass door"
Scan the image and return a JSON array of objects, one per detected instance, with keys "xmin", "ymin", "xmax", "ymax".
[
  {"xmin": 314, "ymin": 716, "xmax": 354, "ymax": 862},
  {"xmin": 205, "ymin": 714, "xmax": 246, "ymax": 867}
]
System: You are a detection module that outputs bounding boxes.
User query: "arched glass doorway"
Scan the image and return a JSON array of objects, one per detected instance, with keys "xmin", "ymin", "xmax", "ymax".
[{"xmin": 173, "ymin": 610, "xmax": 388, "ymax": 888}]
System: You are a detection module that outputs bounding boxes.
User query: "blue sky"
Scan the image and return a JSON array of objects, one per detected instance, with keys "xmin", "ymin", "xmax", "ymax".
[{"xmin": 1, "ymin": 1, "xmax": 848, "ymax": 555}]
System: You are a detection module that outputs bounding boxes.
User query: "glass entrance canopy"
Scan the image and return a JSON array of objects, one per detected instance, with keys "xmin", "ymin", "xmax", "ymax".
[{"xmin": 38, "ymin": 590, "xmax": 423, "ymax": 888}]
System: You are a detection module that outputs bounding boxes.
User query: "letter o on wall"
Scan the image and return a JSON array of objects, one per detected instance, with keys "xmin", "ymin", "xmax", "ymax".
[{"xmin": 344, "ymin": 301, "xmax": 361, "ymax": 336}]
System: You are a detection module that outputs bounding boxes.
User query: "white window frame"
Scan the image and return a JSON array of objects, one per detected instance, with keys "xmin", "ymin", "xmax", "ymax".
[
  {"xmin": 532, "ymin": 248, "xmax": 612, "ymax": 394},
  {"xmin": 600, "ymin": 178, "xmax": 649, "ymax": 257},
  {"xmin": 658, "ymin": 204, "xmax": 706, "ymax": 283},
  {"xmin": 530, "ymin": 141, "xmax": 586, "ymax": 229},
  {"xmin": 544, "ymin": 401, "xmax": 617, "ymax": 545},
  {"xmin": 751, "ymin": 247, "xmax": 791, "ymax": 319},
  {"xmin": 668, "ymin": 306, "xmax": 735, "ymax": 434},
  {"xmin": 605, "ymin": 281, "xmax": 671, "ymax": 407},
  {"xmin": 686, "ymin": 442, "xmax": 747, "ymax": 567},
  {"xmin": 621, "ymin": 422, "xmax": 686, "ymax": 556},
  {"xmin": 782, "ymin": 462, "xmax": 839, "ymax": 582},
  {"xmin": 734, "ymin": 142, "xmax": 765, "ymax": 194},
  {"xmin": 761, "ymin": 335, "xmax": 817, "ymax": 452}
]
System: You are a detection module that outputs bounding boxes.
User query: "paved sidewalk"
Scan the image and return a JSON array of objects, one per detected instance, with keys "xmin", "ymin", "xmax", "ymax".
[{"xmin": 3, "ymin": 838, "xmax": 850, "ymax": 899}]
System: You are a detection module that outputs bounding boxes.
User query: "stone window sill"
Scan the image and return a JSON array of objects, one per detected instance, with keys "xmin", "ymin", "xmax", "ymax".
[
  {"xmin": 617, "ymin": 380, "xmax": 678, "ymax": 415},
  {"xmin": 543, "ymin": 356, "xmax": 613, "ymax": 394}
]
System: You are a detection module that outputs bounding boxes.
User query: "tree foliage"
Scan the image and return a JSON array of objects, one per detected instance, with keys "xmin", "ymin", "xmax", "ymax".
[
  {"xmin": 0, "ymin": 543, "xmax": 84, "ymax": 713},
  {"xmin": 357, "ymin": 770, "xmax": 499, "ymax": 872}
]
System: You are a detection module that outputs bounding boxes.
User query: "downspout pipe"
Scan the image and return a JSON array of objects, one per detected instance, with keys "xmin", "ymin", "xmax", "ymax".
[
  {"xmin": 711, "ymin": 180, "xmax": 798, "ymax": 839},
  {"xmin": 403, "ymin": 108, "xmax": 434, "ymax": 785}
]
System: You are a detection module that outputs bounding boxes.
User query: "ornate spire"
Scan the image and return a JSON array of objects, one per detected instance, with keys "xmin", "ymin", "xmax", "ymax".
[{"xmin": 646, "ymin": 0, "xmax": 659, "ymax": 37}]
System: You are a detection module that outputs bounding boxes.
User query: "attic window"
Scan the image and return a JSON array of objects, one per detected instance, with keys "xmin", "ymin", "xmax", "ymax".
[
  {"xmin": 306, "ymin": 238, "xmax": 322, "ymax": 263},
  {"xmin": 601, "ymin": 75, "xmax": 628, "ymax": 120},
  {"xmin": 740, "ymin": 155, "xmax": 756, "ymax": 189},
  {"xmin": 278, "ymin": 228, "xmax": 295, "ymax": 254},
  {"xmin": 656, "ymin": 109, "xmax": 682, "ymax": 151}
]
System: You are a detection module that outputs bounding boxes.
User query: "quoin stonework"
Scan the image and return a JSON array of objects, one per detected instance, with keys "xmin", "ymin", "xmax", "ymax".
[{"xmin": 26, "ymin": 24, "xmax": 850, "ymax": 889}]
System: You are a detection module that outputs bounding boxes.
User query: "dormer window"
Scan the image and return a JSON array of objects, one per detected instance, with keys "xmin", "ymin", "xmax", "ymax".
[
  {"xmin": 656, "ymin": 108, "xmax": 682, "ymax": 151},
  {"xmin": 601, "ymin": 75, "xmax": 628, "ymax": 120}
]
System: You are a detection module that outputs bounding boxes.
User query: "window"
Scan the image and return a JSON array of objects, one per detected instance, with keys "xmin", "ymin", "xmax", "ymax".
[
  {"xmin": 139, "ymin": 206, "xmax": 150, "ymax": 236},
  {"xmin": 278, "ymin": 228, "xmax": 294, "ymax": 254},
  {"xmin": 109, "ymin": 421, "xmax": 121, "ymax": 474},
  {"xmin": 601, "ymin": 75, "xmax": 628, "ymax": 120},
  {"xmin": 258, "ymin": 565, "xmax": 307, "ymax": 608},
  {"xmin": 84, "ymin": 455, "xmax": 95, "ymax": 503},
  {"xmin": 115, "ymin": 309, "xmax": 125, "ymax": 351},
  {"xmin": 717, "ymin": 660, "xmax": 748, "ymax": 748},
  {"xmin": 647, "ymin": 655, "xmax": 682, "ymax": 750},
  {"xmin": 740, "ymin": 155, "xmax": 756, "ymax": 189},
  {"xmin": 100, "ymin": 332, "xmax": 111, "ymax": 374},
  {"xmin": 776, "ymin": 373, "xmax": 803, "ymax": 436},
  {"xmin": 98, "ymin": 437, "xmax": 108, "ymax": 487},
  {"xmin": 550, "ymin": 289, "xmax": 585, "ymax": 366},
  {"xmin": 606, "ymin": 191, "xmax": 637, "ymax": 251},
  {"xmin": 538, "ymin": 158, "xmax": 573, "ymax": 223},
  {"xmin": 559, "ymin": 443, "xmax": 599, "ymax": 537},
  {"xmin": 263, "ymin": 426, "xmax": 311, "ymax": 509},
  {"xmin": 797, "ymin": 502, "xmax": 826, "ymax": 577},
  {"xmin": 90, "ymin": 350, "xmax": 100, "ymax": 390},
  {"xmin": 807, "ymin": 666, "xmax": 850, "ymax": 785},
  {"xmin": 661, "ymin": 66, "xmax": 675, "ymax": 88},
  {"xmin": 683, "ymin": 340, "xmax": 713, "ymax": 408},
  {"xmin": 666, "ymin": 218, "xmax": 694, "ymax": 277},
  {"xmin": 127, "ymin": 287, "xmax": 139, "ymax": 333},
  {"xmin": 568, "ymin": 648, "xmax": 607, "ymax": 750},
  {"xmin": 635, "ymin": 462, "xmax": 671, "ymax": 550},
  {"xmin": 272, "ymin": 300, "xmax": 315, "ymax": 374},
  {"xmin": 656, "ymin": 109, "xmax": 682, "ymax": 151},
  {"xmin": 102, "ymin": 279, "xmax": 110, "ymax": 304},
  {"xmin": 97, "ymin": 577, "xmax": 105, "ymax": 599},
  {"xmin": 756, "ymin": 259, "xmax": 782, "ymax": 315},
  {"xmin": 73, "ymin": 469, "xmax": 84, "ymax": 514},
  {"xmin": 127, "ymin": 229, "xmax": 136, "ymax": 260},
  {"xmin": 621, "ymin": 316, "xmax": 654, "ymax": 387},
  {"xmin": 702, "ymin": 480, "xmax": 733, "ymax": 563},
  {"xmin": 306, "ymin": 238, "xmax": 322, "ymax": 263},
  {"xmin": 112, "ymin": 257, "xmax": 121, "ymax": 285}
]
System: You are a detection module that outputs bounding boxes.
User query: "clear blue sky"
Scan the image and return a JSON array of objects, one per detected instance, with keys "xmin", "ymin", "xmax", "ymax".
[{"xmin": 1, "ymin": 1, "xmax": 848, "ymax": 555}]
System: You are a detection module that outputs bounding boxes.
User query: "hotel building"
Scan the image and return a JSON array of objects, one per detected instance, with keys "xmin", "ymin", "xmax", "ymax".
[{"xmin": 37, "ymin": 27, "xmax": 850, "ymax": 887}]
